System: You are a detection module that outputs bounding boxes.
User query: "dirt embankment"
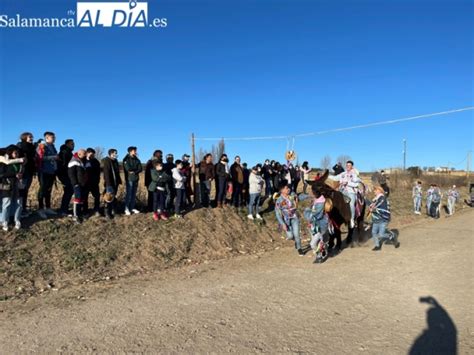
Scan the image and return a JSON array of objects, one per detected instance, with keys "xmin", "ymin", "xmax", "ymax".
[
  {"xmin": 0, "ymin": 207, "xmax": 286, "ymax": 300},
  {"xmin": 1, "ymin": 179, "xmax": 470, "ymax": 301}
]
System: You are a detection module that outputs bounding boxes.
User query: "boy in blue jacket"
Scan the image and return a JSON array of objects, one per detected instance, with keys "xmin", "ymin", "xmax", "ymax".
[{"xmin": 369, "ymin": 186, "xmax": 400, "ymax": 251}]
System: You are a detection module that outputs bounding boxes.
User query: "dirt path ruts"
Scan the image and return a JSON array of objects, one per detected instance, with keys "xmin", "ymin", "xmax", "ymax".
[{"xmin": 1, "ymin": 211, "xmax": 473, "ymax": 354}]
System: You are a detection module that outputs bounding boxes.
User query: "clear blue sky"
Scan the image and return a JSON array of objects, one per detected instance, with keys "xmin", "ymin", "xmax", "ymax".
[{"xmin": 1, "ymin": 0, "xmax": 473, "ymax": 171}]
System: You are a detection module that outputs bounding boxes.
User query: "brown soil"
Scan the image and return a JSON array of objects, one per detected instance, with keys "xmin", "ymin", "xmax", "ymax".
[
  {"xmin": 0, "ymin": 184, "xmax": 469, "ymax": 299},
  {"xmin": 0, "ymin": 206, "xmax": 285, "ymax": 299},
  {"xmin": 0, "ymin": 209, "xmax": 472, "ymax": 353}
]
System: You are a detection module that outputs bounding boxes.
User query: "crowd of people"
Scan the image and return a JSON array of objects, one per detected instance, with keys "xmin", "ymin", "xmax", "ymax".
[
  {"xmin": 0, "ymin": 131, "xmax": 464, "ymax": 261},
  {"xmin": 0, "ymin": 131, "xmax": 315, "ymax": 230}
]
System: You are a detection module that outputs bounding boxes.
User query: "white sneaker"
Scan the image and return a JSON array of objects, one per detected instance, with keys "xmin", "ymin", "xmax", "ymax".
[
  {"xmin": 45, "ymin": 208, "xmax": 57, "ymax": 216},
  {"xmin": 256, "ymin": 214, "xmax": 263, "ymax": 220},
  {"xmin": 14, "ymin": 222, "xmax": 21, "ymax": 230},
  {"xmin": 132, "ymin": 209, "xmax": 140, "ymax": 214},
  {"xmin": 124, "ymin": 209, "xmax": 131, "ymax": 216},
  {"xmin": 247, "ymin": 214, "xmax": 254, "ymax": 220},
  {"xmin": 2, "ymin": 222, "xmax": 8, "ymax": 232},
  {"xmin": 38, "ymin": 210, "xmax": 48, "ymax": 219}
]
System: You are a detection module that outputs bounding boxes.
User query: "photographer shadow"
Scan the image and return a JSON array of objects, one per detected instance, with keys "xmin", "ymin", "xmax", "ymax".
[{"xmin": 409, "ymin": 296, "xmax": 457, "ymax": 355}]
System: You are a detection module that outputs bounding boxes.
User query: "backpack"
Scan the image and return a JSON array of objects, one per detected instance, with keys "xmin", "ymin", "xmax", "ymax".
[{"xmin": 431, "ymin": 191, "xmax": 441, "ymax": 204}]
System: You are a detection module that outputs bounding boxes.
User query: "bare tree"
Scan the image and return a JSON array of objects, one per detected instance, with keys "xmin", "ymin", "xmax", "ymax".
[
  {"xmin": 94, "ymin": 146, "xmax": 105, "ymax": 160},
  {"xmin": 197, "ymin": 147, "xmax": 207, "ymax": 162},
  {"xmin": 211, "ymin": 139, "xmax": 225, "ymax": 164},
  {"xmin": 336, "ymin": 154, "xmax": 352, "ymax": 166},
  {"xmin": 320, "ymin": 155, "xmax": 331, "ymax": 170}
]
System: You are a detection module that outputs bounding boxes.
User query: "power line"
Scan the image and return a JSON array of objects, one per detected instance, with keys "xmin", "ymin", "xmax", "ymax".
[
  {"xmin": 450, "ymin": 153, "xmax": 469, "ymax": 167},
  {"xmin": 194, "ymin": 106, "xmax": 474, "ymax": 141}
]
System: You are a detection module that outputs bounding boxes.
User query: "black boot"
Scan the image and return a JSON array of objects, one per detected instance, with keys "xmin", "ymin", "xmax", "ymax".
[
  {"xmin": 392, "ymin": 230, "xmax": 400, "ymax": 248},
  {"xmin": 105, "ymin": 203, "xmax": 113, "ymax": 220}
]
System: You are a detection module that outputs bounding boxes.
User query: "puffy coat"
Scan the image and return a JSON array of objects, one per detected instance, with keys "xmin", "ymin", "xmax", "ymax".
[{"xmin": 68, "ymin": 154, "xmax": 87, "ymax": 187}]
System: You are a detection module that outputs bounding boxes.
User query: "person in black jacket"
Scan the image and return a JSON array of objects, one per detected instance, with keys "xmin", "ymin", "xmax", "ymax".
[
  {"xmin": 123, "ymin": 146, "xmax": 142, "ymax": 215},
  {"xmin": 57, "ymin": 139, "xmax": 75, "ymax": 215},
  {"xmin": 16, "ymin": 132, "xmax": 36, "ymax": 215},
  {"xmin": 230, "ymin": 156, "xmax": 244, "ymax": 209},
  {"xmin": 242, "ymin": 162, "xmax": 250, "ymax": 206},
  {"xmin": 144, "ymin": 150, "xmax": 163, "ymax": 212},
  {"xmin": 292, "ymin": 165, "xmax": 301, "ymax": 194},
  {"xmin": 84, "ymin": 148, "xmax": 101, "ymax": 216},
  {"xmin": 272, "ymin": 162, "xmax": 283, "ymax": 193},
  {"xmin": 163, "ymin": 153, "xmax": 176, "ymax": 211},
  {"xmin": 333, "ymin": 162, "xmax": 344, "ymax": 176},
  {"xmin": 68, "ymin": 149, "xmax": 87, "ymax": 223},
  {"xmin": 215, "ymin": 154, "xmax": 229, "ymax": 208},
  {"xmin": 102, "ymin": 149, "xmax": 122, "ymax": 219},
  {"xmin": 261, "ymin": 159, "xmax": 273, "ymax": 197}
]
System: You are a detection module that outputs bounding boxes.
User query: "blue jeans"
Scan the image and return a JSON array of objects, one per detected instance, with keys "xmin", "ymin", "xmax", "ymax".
[
  {"xmin": 1, "ymin": 197, "xmax": 22, "ymax": 224},
  {"xmin": 125, "ymin": 181, "xmax": 138, "ymax": 211},
  {"xmin": 265, "ymin": 178, "xmax": 272, "ymax": 196},
  {"xmin": 105, "ymin": 186, "xmax": 118, "ymax": 216},
  {"xmin": 285, "ymin": 218, "xmax": 302, "ymax": 250},
  {"xmin": 414, "ymin": 196, "xmax": 422, "ymax": 212},
  {"xmin": 153, "ymin": 190, "xmax": 166, "ymax": 213},
  {"xmin": 248, "ymin": 193, "xmax": 261, "ymax": 216},
  {"xmin": 426, "ymin": 197, "xmax": 432, "ymax": 215},
  {"xmin": 372, "ymin": 222, "xmax": 389, "ymax": 248},
  {"xmin": 216, "ymin": 177, "xmax": 227, "ymax": 204},
  {"xmin": 175, "ymin": 188, "xmax": 185, "ymax": 215}
]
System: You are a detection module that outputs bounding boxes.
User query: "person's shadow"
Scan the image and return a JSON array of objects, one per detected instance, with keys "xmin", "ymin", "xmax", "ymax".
[{"xmin": 410, "ymin": 296, "xmax": 457, "ymax": 355}]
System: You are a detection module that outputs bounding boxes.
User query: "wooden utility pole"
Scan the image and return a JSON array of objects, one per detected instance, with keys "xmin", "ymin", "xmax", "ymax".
[
  {"xmin": 191, "ymin": 133, "xmax": 197, "ymax": 205},
  {"xmin": 467, "ymin": 150, "xmax": 471, "ymax": 185},
  {"xmin": 403, "ymin": 139, "xmax": 407, "ymax": 171}
]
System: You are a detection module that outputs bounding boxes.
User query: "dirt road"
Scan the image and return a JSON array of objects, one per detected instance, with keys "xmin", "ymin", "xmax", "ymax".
[{"xmin": 1, "ymin": 211, "xmax": 473, "ymax": 354}]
